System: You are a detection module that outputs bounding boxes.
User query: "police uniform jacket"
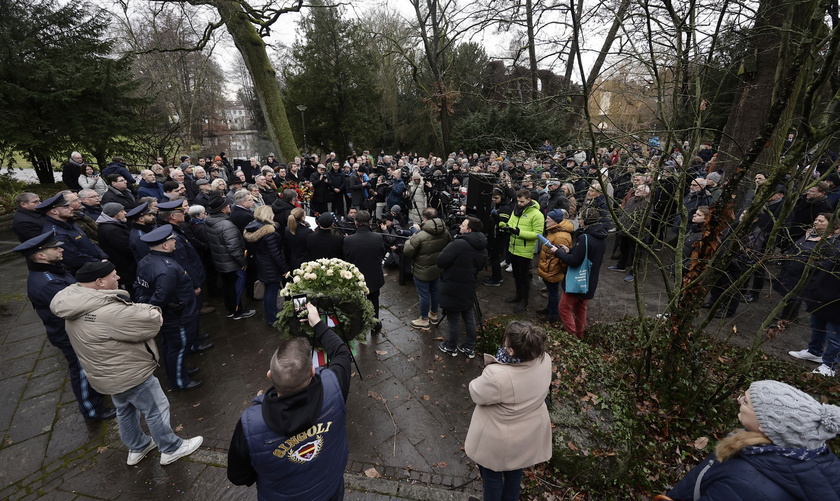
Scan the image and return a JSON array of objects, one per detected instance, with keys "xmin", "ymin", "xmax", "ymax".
[
  {"xmin": 170, "ymin": 225, "xmax": 206, "ymax": 288},
  {"xmin": 129, "ymin": 222, "xmax": 156, "ymax": 263},
  {"xmin": 134, "ymin": 250, "xmax": 196, "ymax": 319},
  {"xmin": 50, "ymin": 284, "xmax": 162, "ymax": 395},
  {"xmin": 42, "ymin": 216, "xmax": 108, "ymax": 273},
  {"xmin": 28, "ymin": 262, "xmax": 76, "ymax": 343}
]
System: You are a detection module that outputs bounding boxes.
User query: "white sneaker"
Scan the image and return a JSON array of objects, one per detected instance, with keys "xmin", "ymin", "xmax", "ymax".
[
  {"xmin": 788, "ymin": 349, "xmax": 822, "ymax": 363},
  {"xmin": 505, "ymin": 264, "xmax": 513, "ymax": 273},
  {"xmin": 160, "ymin": 436, "xmax": 203, "ymax": 465},
  {"xmin": 813, "ymin": 364, "xmax": 836, "ymax": 377},
  {"xmin": 499, "ymin": 260, "xmax": 508, "ymax": 268},
  {"xmin": 127, "ymin": 440, "xmax": 157, "ymax": 465}
]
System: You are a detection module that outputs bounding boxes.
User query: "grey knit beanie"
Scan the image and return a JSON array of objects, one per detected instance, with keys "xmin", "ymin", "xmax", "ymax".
[
  {"xmin": 749, "ymin": 380, "xmax": 840, "ymax": 449},
  {"xmin": 102, "ymin": 202, "xmax": 124, "ymax": 217}
]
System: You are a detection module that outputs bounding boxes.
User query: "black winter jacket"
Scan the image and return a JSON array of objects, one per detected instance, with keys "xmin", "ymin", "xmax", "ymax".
[
  {"xmin": 437, "ymin": 231, "xmax": 488, "ymax": 311},
  {"xmin": 284, "ymin": 224, "xmax": 313, "ymax": 272},
  {"xmin": 271, "ymin": 199, "xmax": 296, "ymax": 232},
  {"xmin": 205, "ymin": 213, "xmax": 247, "ymax": 273},
  {"xmin": 307, "ymin": 228, "xmax": 345, "ymax": 260},
  {"xmin": 243, "ymin": 221, "xmax": 288, "ymax": 284},
  {"xmin": 554, "ymin": 223, "xmax": 608, "ymax": 299},
  {"xmin": 13, "ymin": 208, "xmax": 45, "ymax": 242}
]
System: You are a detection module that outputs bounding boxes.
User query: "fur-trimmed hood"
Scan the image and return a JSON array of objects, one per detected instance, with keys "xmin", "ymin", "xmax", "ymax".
[
  {"xmin": 715, "ymin": 430, "xmax": 771, "ymax": 461},
  {"xmin": 244, "ymin": 221, "xmax": 275, "ymax": 242}
]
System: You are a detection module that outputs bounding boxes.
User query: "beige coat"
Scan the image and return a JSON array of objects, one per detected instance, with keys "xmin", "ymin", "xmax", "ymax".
[
  {"xmin": 465, "ymin": 353, "xmax": 553, "ymax": 471},
  {"xmin": 50, "ymin": 284, "xmax": 162, "ymax": 395}
]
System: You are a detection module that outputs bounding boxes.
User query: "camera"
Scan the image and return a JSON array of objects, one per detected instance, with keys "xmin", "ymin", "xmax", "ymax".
[{"xmin": 292, "ymin": 294, "xmax": 308, "ymax": 321}]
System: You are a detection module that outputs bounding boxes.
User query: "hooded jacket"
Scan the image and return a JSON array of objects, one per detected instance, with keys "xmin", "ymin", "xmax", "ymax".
[
  {"xmin": 403, "ymin": 217, "xmax": 452, "ymax": 281},
  {"xmin": 505, "ymin": 201, "xmax": 545, "ymax": 259},
  {"xmin": 538, "ymin": 219, "xmax": 574, "ymax": 283},
  {"xmin": 50, "ymin": 284, "xmax": 162, "ymax": 395},
  {"xmin": 227, "ymin": 321, "xmax": 352, "ymax": 498},
  {"xmin": 437, "ymin": 231, "xmax": 488, "ymax": 311},
  {"xmin": 243, "ymin": 221, "xmax": 288, "ymax": 284},
  {"xmin": 667, "ymin": 430, "xmax": 840, "ymax": 500}
]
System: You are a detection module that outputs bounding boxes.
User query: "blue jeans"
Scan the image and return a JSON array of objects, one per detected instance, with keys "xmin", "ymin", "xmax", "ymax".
[
  {"xmin": 444, "ymin": 308, "xmax": 476, "ymax": 351},
  {"xmin": 808, "ymin": 315, "xmax": 840, "ymax": 369},
  {"xmin": 544, "ymin": 279, "xmax": 560, "ymax": 319},
  {"xmin": 414, "ymin": 276, "xmax": 440, "ymax": 318},
  {"xmin": 111, "ymin": 375, "xmax": 183, "ymax": 454},
  {"xmin": 478, "ymin": 465, "xmax": 523, "ymax": 501},
  {"xmin": 263, "ymin": 282, "xmax": 280, "ymax": 326}
]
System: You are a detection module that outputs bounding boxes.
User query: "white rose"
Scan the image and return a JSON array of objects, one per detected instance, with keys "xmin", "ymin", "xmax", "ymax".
[
  {"xmin": 326, "ymin": 269, "xmax": 334, "ymax": 276},
  {"xmin": 341, "ymin": 270, "xmax": 353, "ymax": 279},
  {"xmin": 293, "ymin": 276, "xmax": 301, "ymax": 283}
]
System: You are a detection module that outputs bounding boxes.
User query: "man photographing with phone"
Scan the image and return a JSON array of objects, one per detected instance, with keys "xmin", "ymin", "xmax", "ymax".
[{"xmin": 227, "ymin": 302, "xmax": 352, "ymax": 500}]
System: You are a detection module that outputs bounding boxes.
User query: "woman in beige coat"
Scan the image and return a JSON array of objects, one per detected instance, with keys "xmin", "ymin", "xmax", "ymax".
[{"xmin": 465, "ymin": 321, "xmax": 553, "ymax": 500}]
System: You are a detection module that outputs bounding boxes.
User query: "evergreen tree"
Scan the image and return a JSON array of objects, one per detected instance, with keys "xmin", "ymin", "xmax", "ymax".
[{"xmin": 0, "ymin": 0, "xmax": 148, "ymax": 182}]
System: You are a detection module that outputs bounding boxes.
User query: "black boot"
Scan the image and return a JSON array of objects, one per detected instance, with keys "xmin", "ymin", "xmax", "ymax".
[{"xmin": 514, "ymin": 301, "xmax": 529, "ymax": 313}]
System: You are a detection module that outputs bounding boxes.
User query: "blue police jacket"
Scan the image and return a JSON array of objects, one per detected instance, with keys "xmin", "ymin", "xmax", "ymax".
[
  {"xmin": 241, "ymin": 369, "xmax": 348, "ymax": 501},
  {"xmin": 42, "ymin": 217, "xmax": 108, "ymax": 273},
  {"xmin": 133, "ymin": 250, "xmax": 196, "ymax": 318},
  {"xmin": 28, "ymin": 262, "xmax": 76, "ymax": 343},
  {"xmin": 129, "ymin": 223, "xmax": 155, "ymax": 263},
  {"xmin": 170, "ymin": 226, "xmax": 206, "ymax": 288}
]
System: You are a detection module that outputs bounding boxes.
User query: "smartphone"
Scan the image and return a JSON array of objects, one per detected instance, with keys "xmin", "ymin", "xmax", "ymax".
[
  {"xmin": 537, "ymin": 234, "xmax": 550, "ymax": 246},
  {"xmin": 292, "ymin": 294, "xmax": 308, "ymax": 321}
]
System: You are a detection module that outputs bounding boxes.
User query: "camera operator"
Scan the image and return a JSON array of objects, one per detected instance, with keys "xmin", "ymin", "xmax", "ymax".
[{"xmin": 228, "ymin": 302, "xmax": 351, "ymax": 499}]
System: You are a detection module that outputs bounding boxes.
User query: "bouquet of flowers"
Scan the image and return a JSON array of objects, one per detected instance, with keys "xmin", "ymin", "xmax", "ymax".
[
  {"xmin": 297, "ymin": 180, "xmax": 314, "ymax": 202},
  {"xmin": 275, "ymin": 258, "xmax": 376, "ymax": 342}
]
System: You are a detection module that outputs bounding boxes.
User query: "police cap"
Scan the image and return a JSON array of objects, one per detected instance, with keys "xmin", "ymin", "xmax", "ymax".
[
  {"xmin": 139, "ymin": 224, "xmax": 175, "ymax": 246},
  {"xmin": 157, "ymin": 199, "xmax": 186, "ymax": 211},
  {"xmin": 12, "ymin": 231, "xmax": 64, "ymax": 256},
  {"xmin": 125, "ymin": 202, "xmax": 151, "ymax": 220}
]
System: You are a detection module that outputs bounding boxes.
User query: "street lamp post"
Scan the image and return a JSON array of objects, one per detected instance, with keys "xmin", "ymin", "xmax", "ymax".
[{"xmin": 296, "ymin": 104, "xmax": 308, "ymax": 153}]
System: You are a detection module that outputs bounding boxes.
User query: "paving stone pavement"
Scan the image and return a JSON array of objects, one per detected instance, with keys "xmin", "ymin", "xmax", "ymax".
[
  {"xmin": 0, "ymin": 225, "xmax": 811, "ymax": 500},
  {"xmin": 0, "ymin": 253, "xmax": 489, "ymax": 500}
]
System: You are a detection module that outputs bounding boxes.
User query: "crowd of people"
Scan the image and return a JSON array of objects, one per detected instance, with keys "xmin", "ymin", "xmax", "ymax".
[{"xmin": 9, "ymin": 140, "xmax": 840, "ymax": 499}]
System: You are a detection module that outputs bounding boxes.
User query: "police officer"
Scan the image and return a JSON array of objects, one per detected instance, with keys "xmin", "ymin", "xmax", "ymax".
[
  {"xmin": 13, "ymin": 232, "xmax": 115, "ymax": 420},
  {"xmin": 38, "ymin": 193, "xmax": 108, "ymax": 274},
  {"xmin": 156, "ymin": 199, "xmax": 213, "ymax": 353},
  {"xmin": 128, "ymin": 202, "xmax": 158, "ymax": 262},
  {"xmin": 133, "ymin": 225, "xmax": 202, "ymax": 391}
]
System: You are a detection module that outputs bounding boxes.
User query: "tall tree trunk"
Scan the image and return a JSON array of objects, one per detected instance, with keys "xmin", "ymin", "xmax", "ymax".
[
  {"xmin": 525, "ymin": 0, "xmax": 538, "ymax": 100},
  {"xmin": 209, "ymin": 0, "xmax": 299, "ymax": 162},
  {"xmin": 28, "ymin": 151, "xmax": 55, "ymax": 184},
  {"xmin": 562, "ymin": 0, "xmax": 584, "ymax": 86},
  {"xmin": 715, "ymin": 0, "xmax": 820, "ymax": 180}
]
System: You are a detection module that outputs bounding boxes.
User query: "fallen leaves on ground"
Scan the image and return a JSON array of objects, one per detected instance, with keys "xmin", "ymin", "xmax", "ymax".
[
  {"xmin": 97, "ymin": 446, "xmax": 108, "ymax": 453},
  {"xmin": 375, "ymin": 350, "xmax": 388, "ymax": 355},
  {"xmin": 692, "ymin": 436, "xmax": 709, "ymax": 449},
  {"xmin": 364, "ymin": 467, "xmax": 382, "ymax": 478},
  {"xmin": 432, "ymin": 461, "xmax": 447, "ymax": 468},
  {"xmin": 174, "ymin": 424, "xmax": 184, "ymax": 432}
]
